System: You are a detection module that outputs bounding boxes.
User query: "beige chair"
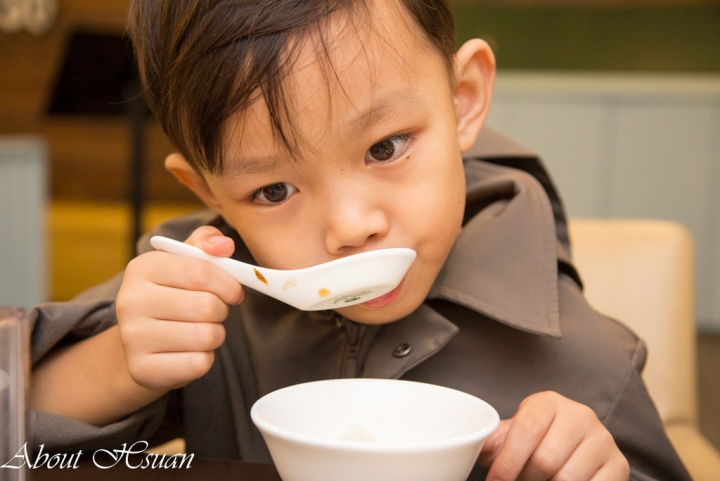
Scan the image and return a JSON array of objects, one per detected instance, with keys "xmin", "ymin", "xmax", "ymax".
[
  {"xmin": 147, "ymin": 437, "xmax": 186, "ymax": 455},
  {"xmin": 569, "ymin": 218, "xmax": 720, "ymax": 481}
]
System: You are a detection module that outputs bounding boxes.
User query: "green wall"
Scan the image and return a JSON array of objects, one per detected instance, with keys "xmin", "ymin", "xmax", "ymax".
[{"xmin": 452, "ymin": 6, "xmax": 720, "ymax": 72}]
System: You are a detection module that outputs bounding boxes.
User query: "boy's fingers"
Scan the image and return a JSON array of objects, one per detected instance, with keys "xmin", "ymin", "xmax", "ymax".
[
  {"xmin": 142, "ymin": 288, "xmax": 231, "ymax": 324},
  {"xmin": 549, "ymin": 430, "xmax": 619, "ymax": 481},
  {"xmin": 477, "ymin": 419, "xmax": 511, "ymax": 467},
  {"xmin": 184, "ymin": 225, "xmax": 235, "ymax": 258},
  {"xmin": 127, "ymin": 317, "xmax": 227, "ymax": 354},
  {"xmin": 516, "ymin": 405, "xmax": 588, "ymax": 480},
  {"xmin": 589, "ymin": 454, "xmax": 631, "ymax": 481},
  {"xmin": 127, "ymin": 351, "xmax": 217, "ymax": 390},
  {"xmin": 132, "ymin": 252, "xmax": 243, "ymax": 306},
  {"xmin": 481, "ymin": 392, "xmax": 626, "ymax": 481},
  {"xmin": 484, "ymin": 395, "xmax": 556, "ymax": 481},
  {"xmin": 551, "ymin": 418, "xmax": 628, "ymax": 481},
  {"xmin": 548, "ymin": 441, "xmax": 603, "ymax": 481}
]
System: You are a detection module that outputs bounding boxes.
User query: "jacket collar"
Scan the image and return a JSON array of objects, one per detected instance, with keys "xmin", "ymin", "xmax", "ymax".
[{"xmin": 428, "ymin": 129, "xmax": 564, "ymax": 338}]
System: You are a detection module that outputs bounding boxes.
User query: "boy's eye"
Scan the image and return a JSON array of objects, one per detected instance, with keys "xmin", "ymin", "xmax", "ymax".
[
  {"xmin": 365, "ymin": 134, "xmax": 412, "ymax": 163},
  {"xmin": 252, "ymin": 182, "xmax": 297, "ymax": 205}
]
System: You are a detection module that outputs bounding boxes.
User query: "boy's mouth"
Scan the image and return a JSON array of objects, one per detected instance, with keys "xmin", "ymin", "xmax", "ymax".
[{"xmin": 360, "ymin": 277, "xmax": 406, "ymax": 309}]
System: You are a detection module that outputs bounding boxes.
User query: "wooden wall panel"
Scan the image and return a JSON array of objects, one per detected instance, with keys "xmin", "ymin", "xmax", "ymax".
[
  {"xmin": 60, "ymin": 0, "xmax": 132, "ymax": 25},
  {"xmin": 1, "ymin": 116, "xmax": 193, "ymax": 202},
  {"xmin": 0, "ymin": 0, "xmax": 130, "ymax": 121},
  {"xmin": 0, "ymin": 34, "xmax": 64, "ymax": 122},
  {"xmin": 0, "ymin": 0, "xmax": 198, "ymax": 203}
]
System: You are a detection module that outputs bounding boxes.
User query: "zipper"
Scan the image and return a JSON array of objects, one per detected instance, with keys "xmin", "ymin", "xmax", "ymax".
[{"xmin": 337, "ymin": 314, "xmax": 363, "ymax": 378}]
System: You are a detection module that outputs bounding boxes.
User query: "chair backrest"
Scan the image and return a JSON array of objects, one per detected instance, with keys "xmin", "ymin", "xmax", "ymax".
[{"xmin": 567, "ymin": 219, "xmax": 697, "ymax": 427}]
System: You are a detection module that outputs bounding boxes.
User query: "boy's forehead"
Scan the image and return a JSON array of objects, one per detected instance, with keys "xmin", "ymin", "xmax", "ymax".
[
  {"xmin": 224, "ymin": 86, "xmax": 422, "ymax": 174},
  {"xmin": 220, "ymin": 0, "xmax": 449, "ymax": 173}
]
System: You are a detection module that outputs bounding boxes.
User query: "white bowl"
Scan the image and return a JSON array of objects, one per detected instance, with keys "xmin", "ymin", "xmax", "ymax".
[{"xmin": 250, "ymin": 378, "xmax": 499, "ymax": 481}]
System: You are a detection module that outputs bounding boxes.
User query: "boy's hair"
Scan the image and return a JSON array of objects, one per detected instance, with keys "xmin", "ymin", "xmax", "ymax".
[{"xmin": 127, "ymin": 0, "xmax": 455, "ymax": 174}]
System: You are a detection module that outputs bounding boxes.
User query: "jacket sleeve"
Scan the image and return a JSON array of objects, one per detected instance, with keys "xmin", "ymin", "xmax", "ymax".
[
  {"xmin": 602, "ymin": 340, "xmax": 692, "ymax": 481},
  {"xmin": 28, "ymin": 272, "xmax": 170, "ymax": 454}
]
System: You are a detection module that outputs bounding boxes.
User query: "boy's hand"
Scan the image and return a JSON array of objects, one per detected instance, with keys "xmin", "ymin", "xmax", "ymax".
[
  {"xmin": 478, "ymin": 391, "xmax": 630, "ymax": 481},
  {"xmin": 116, "ymin": 226, "xmax": 244, "ymax": 391}
]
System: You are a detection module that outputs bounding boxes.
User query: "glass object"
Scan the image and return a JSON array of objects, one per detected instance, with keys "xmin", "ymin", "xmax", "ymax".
[{"xmin": 0, "ymin": 307, "xmax": 30, "ymax": 481}]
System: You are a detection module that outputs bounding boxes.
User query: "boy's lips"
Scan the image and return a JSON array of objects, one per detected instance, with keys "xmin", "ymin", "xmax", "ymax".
[{"xmin": 360, "ymin": 276, "xmax": 407, "ymax": 309}]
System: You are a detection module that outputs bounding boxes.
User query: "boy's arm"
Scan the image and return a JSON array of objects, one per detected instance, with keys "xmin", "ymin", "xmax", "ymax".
[
  {"xmin": 31, "ymin": 325, "xmax": 166, "ymax": 427},
  {"xmin": 28, "ymin": 276, "xmax": 170, "ymax": 452},
  {"xmin": 600, "ymin": 341, "xmax": 692, "ymax": 481}
]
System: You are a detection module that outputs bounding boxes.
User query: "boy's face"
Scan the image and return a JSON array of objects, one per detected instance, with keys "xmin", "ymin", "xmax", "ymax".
[{"xmin": 171, "ymin": 2, "xmax": 495, "ymax": 324}]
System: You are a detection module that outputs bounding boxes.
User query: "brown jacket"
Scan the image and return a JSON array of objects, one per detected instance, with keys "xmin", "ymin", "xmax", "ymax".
[{"xmin": 29, "ymin": 130, "xmax": 691, "ymax": 480}]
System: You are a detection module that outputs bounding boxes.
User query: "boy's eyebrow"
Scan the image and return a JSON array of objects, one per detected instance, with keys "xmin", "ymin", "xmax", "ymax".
[
  {"xmin": 222, "ymin": 134, "xmax": 289, "ymax": 176},
  {"xmin": 348, "ymin": 89, "xmax": 418, "ymax": 132},
  {"xmin": 227, "ymin": 155, "xmax": 283, "ymax": 176}
]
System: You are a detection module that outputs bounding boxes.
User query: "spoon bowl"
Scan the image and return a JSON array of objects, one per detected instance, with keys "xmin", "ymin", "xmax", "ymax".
[{"xmin": 149, "ymin": 236, "xmax": 417, "ymax": 310}]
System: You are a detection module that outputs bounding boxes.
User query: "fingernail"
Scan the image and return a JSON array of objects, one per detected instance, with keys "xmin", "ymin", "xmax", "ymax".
[{"xmin": 208, "ymin": 235, "xmax": 226, "ymax": 244}]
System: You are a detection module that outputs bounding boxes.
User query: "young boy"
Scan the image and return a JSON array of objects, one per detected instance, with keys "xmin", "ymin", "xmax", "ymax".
[{"xmin": 29, "ymin": 0, "xmax": 690, "ymax": 479}]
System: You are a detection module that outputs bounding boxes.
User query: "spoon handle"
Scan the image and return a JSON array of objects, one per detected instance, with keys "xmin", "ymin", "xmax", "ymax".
[{"xmin": 149, "ymin": 235, "xmax": 265, "ymax": 289}]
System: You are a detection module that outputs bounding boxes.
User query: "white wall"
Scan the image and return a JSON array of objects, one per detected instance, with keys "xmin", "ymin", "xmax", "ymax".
[{"xmin": 486, "ymin": 72, "xmax": 720, "ymax": 332}]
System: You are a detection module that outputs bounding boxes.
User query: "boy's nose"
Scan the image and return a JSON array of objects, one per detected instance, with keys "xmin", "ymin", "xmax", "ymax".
[{"xmin": 323, "ymin": 196, "xmax": 390, "ymax": 254}]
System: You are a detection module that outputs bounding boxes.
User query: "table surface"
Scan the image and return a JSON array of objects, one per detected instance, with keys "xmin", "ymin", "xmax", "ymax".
[
  {"xmin": 30, "ymin": 454, "xmax": 489, "ymax": 480},
  {"xmin": 32, "ymin": 457, "xmax": 282, "ymax": 481}
]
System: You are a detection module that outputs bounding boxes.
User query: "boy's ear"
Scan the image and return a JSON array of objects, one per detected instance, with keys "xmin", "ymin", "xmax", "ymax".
[
  {"xmin": 165, "ymin": 153, "xmax": 223, "ymax": 212},
  {"xmin": 452, "ymin": 39, "xmax": 496, "ymax": 153}
]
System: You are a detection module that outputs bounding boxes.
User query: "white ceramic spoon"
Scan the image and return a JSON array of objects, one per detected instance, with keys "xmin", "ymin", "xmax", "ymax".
[{"xmin": 150, "ymin": 236, "xmax": 417, "ymax": 311}]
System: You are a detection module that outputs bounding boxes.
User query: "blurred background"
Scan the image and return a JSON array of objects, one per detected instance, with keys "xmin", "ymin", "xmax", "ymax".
[{"xmin": 0, "ymin": 0, "xmax": 718, "ymax": 453}]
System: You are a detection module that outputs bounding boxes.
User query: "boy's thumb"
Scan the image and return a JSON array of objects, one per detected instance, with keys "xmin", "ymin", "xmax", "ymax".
[{"xmin": 185, "ymin": 225, "xmax": 235, "ymax": 258}]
